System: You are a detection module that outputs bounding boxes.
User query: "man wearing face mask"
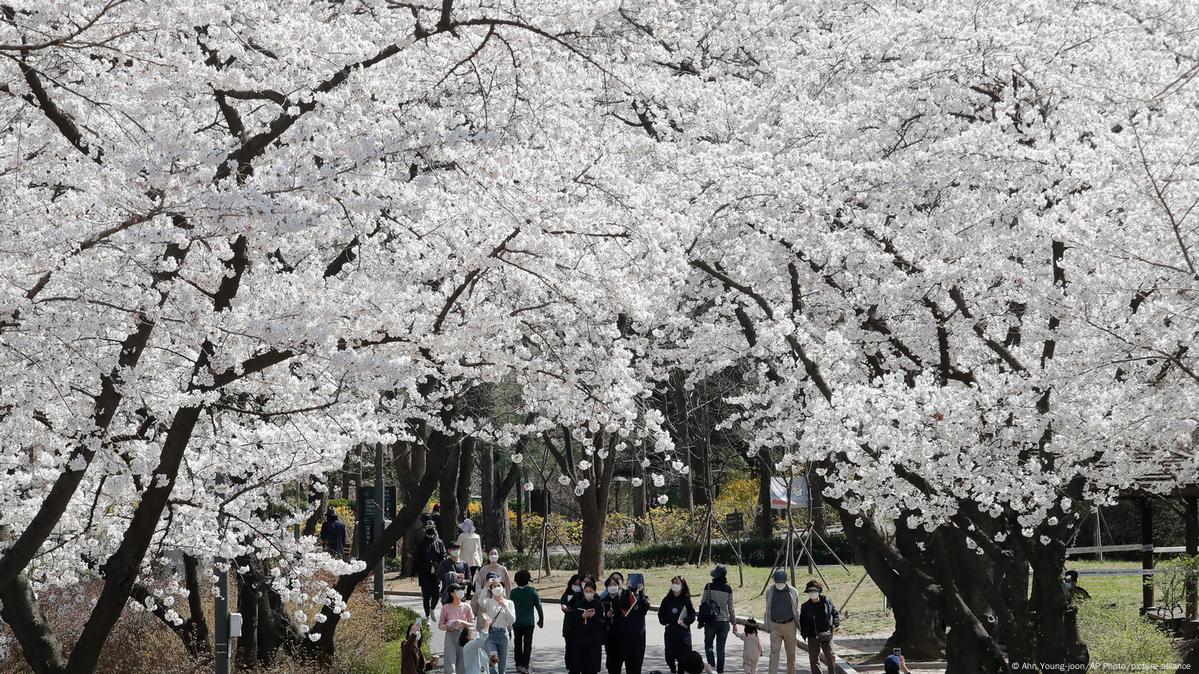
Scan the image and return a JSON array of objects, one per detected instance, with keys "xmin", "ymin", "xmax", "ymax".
[
  {"xmin": 797, "ymin": 581, "xmax": 840, "ymax": 674},
  {"xmin": 441, "ymin": 542, "xmax": 472, "ymax": 605},
  {"xmin": 414, "ymin": 522, "xmax": 448, "ymax": 620},
  {"xmin": 763, "ymin": 571, "xmax": 800, "ymax": 674}
]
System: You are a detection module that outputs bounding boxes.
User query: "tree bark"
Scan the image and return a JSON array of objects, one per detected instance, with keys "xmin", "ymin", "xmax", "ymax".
[
  {"xmin": 439, "ymin": 436, "xmax": 466, "ymax": 543},
  {"xmin": 755, "ymin": 448, "xmax": 773, "ymax": 539},
  {"xmin": 235, "ymin": 561, "xmax": 260, "ymax": 671},
  {"xmin": 0, "ymin": 574, "xmax": 69, "ymax": 674}
]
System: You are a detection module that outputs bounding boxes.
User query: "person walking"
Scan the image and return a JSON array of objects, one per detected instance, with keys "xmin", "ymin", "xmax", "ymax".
[
  {"xmin": 798, "ymin": 581, "xmax": 840, "ymax": 674},
  {"xmin": 459, "ymin": 518, "xmax": 484, "ymax": 579},
  {"xmin": 699, "ymin": 565, "xmax": 735, "ymax": 674},
  {"xmin": 463, "ymin": 625, "xmax": 498, "ymax": 674},
  {"xmin": 658, "ymin": 576, "xmax": 696, "ymax": 674},
  {"xmin": 763, "ymin": 571, "xmax": 800, "ymax": 674},
  {"xmin": 441, "ymin": 542, "xmax": 472, "ymax": 605},
  {"xmin": 439, "ymin": 583, "xmax": 475, "ymax": 674},
  {"xmin": 319, "ymin": 506, "xmax": 347, "ymax": 558},
  {"xmin": 609, "ymin": 573, "xmax": 651, "ymax": 674},
  {"xmin": 510, "ymin": 569, "xmax": 543, "ymax": 674},
  {"xmin": 414, "ymin": 521, "xmax": 448, "ymax": 619},
  {"xmin": 732, "ymin": 620, "xmax": 764, "ymax": 674},
  {"xmin": 481, "ymin": 575, "xmax": 517, "ymax": 674},
  {"xmin": 573, "ymin": 580, "xmax": 607, "ymax": 674},
  {"xmin": 561, "ymin": 574, "xmax": 586, "ymax": 674},
  {"xmin": 474, "ymin": 548, "xmax": 513, "ymax": 596}
]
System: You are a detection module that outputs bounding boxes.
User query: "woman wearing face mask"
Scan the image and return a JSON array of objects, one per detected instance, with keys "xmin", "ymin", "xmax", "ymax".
[
  {"xmin": 601, "ymin": 572, "xmax": 624, "ymax": 674},
  {"xmin": 458, "ymin": 518, "xmax": 484, "ymax": 579},
  {"xmin": 438, "ymin": 583, "xmax": 475, "ymax": 674},
  {"xmin": 481, "ymin": 578, "xmax": 517, "ymax": 674},
  {"xmin": 474, "ymin": 548, "xmax": 513, "ymax": 598},
  {"xmin": 610, "ymin": 573, "xmax": 651, "ymax": 674},
  {"xmin": 561, "ymin": 573, "xmax": 585, "ymax": 674},
  {"xmin": 401, "ymin": 622, "xmax": 427, "ymax": 674},
  {"xmin": 573, "ymin": 580, "xmax": 607, "ymax": 674},
  {"xmin": 658, "ymin": 576, "xmax": 696, "ymax": 674},
  {"xmin": 414, "ymin": 522, "xmax": 448, "ymax": 620},
  {"xmin": 797, "ymin": 581, "xmax": 840, "ymax": 674}
]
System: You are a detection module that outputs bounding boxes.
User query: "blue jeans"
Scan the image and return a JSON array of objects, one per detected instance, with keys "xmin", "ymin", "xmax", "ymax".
[
  {"xmin": 704, "ymin": 621, "xmax": 730, "ymax": 673},
  {"xmin": 487, "ymin": 626, "xmax": 510, "ymax": 674}
]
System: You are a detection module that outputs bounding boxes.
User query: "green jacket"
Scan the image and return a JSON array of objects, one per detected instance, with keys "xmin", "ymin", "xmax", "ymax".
[{"xmin": 510, "ymin": 585, "xmax": 544, "ymax": 627}]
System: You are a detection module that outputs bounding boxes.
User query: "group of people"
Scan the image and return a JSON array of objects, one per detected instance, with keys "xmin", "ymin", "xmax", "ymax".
[{"xmin": 364, "ymin": 510, "xmax": 907, "ymax": 674}]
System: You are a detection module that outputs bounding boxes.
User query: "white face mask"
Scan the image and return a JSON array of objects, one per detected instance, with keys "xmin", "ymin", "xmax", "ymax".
[
  {"xmin": 492, "ymin": 587, "xmax": 504, "ymax": 597},
  {"xmin": 607, "ymin": 584, "xmax": 619, "ymax": 593},
  {"xmin": 583, "ymin": 591, "xmax": 595, "ymax": 600},
  {"xmin": 489, "ymin": 553, "xmax": 500, "ymax": 563},
  {"xmin": 454, "ymin": 590, "xmax": 465, "ymax": 599},
  {"xmin": 671, "ymin": 583, "xmax": 683, "ymax": 593},
  {"xmin": 571, "ymin": 584, "xmax": 582, "ymax": 593},
  {"xmin": 450, "ymin": 550, "xmax": 460, "ymax": 558},
  {"xmin": 808, "ymin": 591, "xmax": 820, "ymax": 601},
  {"xmin": 775, "ymin": 582, "xmax": 787, "ymax": 591}
]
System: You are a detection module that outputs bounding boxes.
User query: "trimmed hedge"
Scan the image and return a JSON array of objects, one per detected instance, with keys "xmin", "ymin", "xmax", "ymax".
[{"xmin": 500, "ymin": 534, "xmax": 852, "ymax": 571}]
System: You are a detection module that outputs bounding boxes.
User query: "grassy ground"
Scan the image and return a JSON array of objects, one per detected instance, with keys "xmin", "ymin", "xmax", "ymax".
[{"xmin": 386, "ymin": 558, "xmax": 1170, "ymax": 639}]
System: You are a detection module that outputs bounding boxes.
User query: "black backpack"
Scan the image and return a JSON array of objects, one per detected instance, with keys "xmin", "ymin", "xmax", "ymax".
[{"xmin": 697, "ymin": 584, "xmax": 720, "ymax": 627}]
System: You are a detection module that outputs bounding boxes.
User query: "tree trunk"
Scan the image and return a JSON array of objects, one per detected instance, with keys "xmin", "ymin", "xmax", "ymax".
[
  {"xmin": 235, "ymin": 561, "xmax": 260, "ymax": 671},
  {"xmin": 578, "ymin": 496, "xmax": 608, "ymax": 578},
  {"xmin": 181, "ymin": 555, "xmax": 212, "ymax": 658},
  {"xmin": 633, "ymin": 456, "xmax": 647, "ymax": 543},
  {"xmin": 0, "ymin": 574, "xmax": 69, "ymax": 674},
  {"xmin": 456, "ymin": 438, "xmax": 474, "ymax": 524},
  {"xmin": 668, "ymin": 370, "xmax": 694, "ymax": 509},
  {"xmin": 439, "ymin": 437, "xmax": 465, "ymax": 543},
  {"xmin": 1021, "ymin": 540, "xmax": 1088, "ymax": 670},
  {"xmin": 838, "ymin": 509, "xmax": 944, "ymax": 659},
  {"xmin": 755, "ymin": 448, "xmax": 773, "ymax": 539}
]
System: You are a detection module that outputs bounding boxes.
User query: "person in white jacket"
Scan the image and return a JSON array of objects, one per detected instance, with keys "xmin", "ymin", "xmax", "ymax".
[
  {"xmin": 458, "ymin": 518, "xmax": 484, "ymax": 576},
  {"xmin": 480, "ymin": 576, "xmax": 518, "ymax": 674}
]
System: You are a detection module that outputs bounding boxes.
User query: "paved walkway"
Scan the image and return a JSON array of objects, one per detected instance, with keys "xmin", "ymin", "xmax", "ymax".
[{"xmin": 389, "ymin": 593, "xmax": 839, "ymax": 674}]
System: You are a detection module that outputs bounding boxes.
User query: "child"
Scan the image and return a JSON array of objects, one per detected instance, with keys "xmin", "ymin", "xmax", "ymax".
[
  {"xmin": 511, "ymin": 569, "xmax": 544, "ymax": 674},
  {"xmin": 731, "ymin": 620, "xmax": 763, "ymax": 674}
]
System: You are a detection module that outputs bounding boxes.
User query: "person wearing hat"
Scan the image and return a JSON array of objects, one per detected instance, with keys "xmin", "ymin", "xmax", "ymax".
[
  {"xmin": 458, "ymin": 518, "xmax": 485, "ymax": 577},
  {"xmin": 1062, "ymin": 569, "xmax": 1090, "ymax": 602},
  {"xmin": 319, "ymin": 506, "xmax": 347, "ymax": 559},
  {"xmin": 413, "ymin": 520, "xmax": 448, "ymax": 619},
  {"xmin": 440, "ymin": 542, "xmax": 472, "ymax": 605},
  {"xmin": 439, "ymin": 582, "xmax": 476, "ymax": 674},
  {"xmin": 762, "ymin": 571, "xmax": 800, "ymax": 674},
  {"xmin": 699, "ymin": 565, "xmax": 735, "ymax": 673},
  {"xmin": 798, "ymin": 581, "xmax": 840, "ymax": 674}
]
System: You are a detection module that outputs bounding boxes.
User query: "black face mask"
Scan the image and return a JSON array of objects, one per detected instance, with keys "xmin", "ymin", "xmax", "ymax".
[{"xmin": 425, "ymin": 530, "xmax": 436, "ymax": 537}]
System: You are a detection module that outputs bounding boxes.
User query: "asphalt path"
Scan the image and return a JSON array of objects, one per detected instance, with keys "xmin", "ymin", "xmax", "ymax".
[{"xmin": 387, "ymin": 593, "xmax": 836, "ymax": 674}]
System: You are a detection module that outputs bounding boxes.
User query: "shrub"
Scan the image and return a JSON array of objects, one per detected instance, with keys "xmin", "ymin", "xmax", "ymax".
[{"xmin": 499, "ymin": 535, "xmax": 852, "ymax": 572}]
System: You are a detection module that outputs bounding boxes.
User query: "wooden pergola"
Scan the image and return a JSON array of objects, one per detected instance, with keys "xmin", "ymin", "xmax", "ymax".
[{"xmin": 1123, "ymin": 457, "xmax": 1199, "ymax": 635}]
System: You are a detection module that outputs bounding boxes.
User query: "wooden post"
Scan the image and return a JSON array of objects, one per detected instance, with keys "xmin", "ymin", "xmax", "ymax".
[
  {"xmin": 1141, "ymin": 497, "xmax": 1154, "ymax": 613},
  {"xmin": 1186, "ymin": 495, "xmax": 1198, "ymax": 621}
]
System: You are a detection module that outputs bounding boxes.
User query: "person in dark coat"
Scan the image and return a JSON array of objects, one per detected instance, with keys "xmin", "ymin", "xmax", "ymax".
[
  {"xmin": 609, "ymin": 574, "xmax": 651, "ymax": 674},
  {"xmin": 798, "ymin": 581, "xmax": 840, "ymax": 674},
  {"xmin": 440, "ymin": 542, "xmax": 471, "ymax": 604},
  {"xmin": 659, "ymin": 575, "xmax": 696, "ymax": 674},
  {"xmin": 319, "ymin": 506, "xmax": 347, "ymax": 558},
  {"xmin": 561, "ymin": 573, "xmax": 585, "ymax": 674},
  {"xmin": 601, "ymin": 572, "xmax": 625, "ymax": 674},
  {"xmin": 412, "ymin": 521, "xmax": 447, "ymax": 618},
  {"xmin": 572, "ymin": 580, "xmax": 607, "ymax": 674},
  {"xmin": 401, "ymin": 622, "xmax": 429, "ymax": 674}
]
